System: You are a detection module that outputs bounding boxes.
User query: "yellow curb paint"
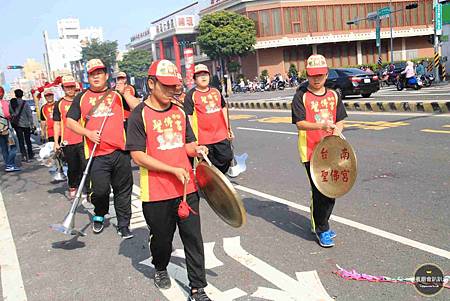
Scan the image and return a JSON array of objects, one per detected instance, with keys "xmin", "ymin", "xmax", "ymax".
[{"xmin": 229, "ymin": 114, "xmax": 256, "ymax": 120}]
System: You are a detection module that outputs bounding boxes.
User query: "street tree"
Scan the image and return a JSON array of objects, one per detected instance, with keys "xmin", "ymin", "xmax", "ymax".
[
  {"xmin": 118, "ymin": 49, "xmax": 152, "ymax": 79},
  {"xmin": 81, "ymin": 39, "xmax": 118, "ymax": 73},
  {"xmin": 197, "ymin": 11, "xmax": 256, "ymax": 79}
]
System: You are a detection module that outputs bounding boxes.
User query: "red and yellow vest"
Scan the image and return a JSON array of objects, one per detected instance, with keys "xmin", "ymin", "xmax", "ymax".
[
  {"xmin": 79, "ymin": 90, "xmax": 127, "ymax": 157},
  {"xmin": 298, "ymin": 89, "xmax": 338, "ymax": 162},
  {"xmin": 191, "ymin": 87, "xmax": 228, "ymax": 145},
  {"xmin": 140, "ymin": 104, "xmax": 196, "ymax": 202},
  {"xmin": 58, "ymin": 98, "xmax": 83, "ymax": 145}
]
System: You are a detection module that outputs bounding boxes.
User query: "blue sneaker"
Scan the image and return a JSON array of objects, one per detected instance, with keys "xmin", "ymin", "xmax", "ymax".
[
  {"xmin": 316, "ymin": 231, "xmax": 335, "ymax": 248},
  {"xmin": 328, "ymin": 230, "xmax": 336, "ymax": 239},
  {"xmin": 311, "ymin": 229, "xmax": 336, "ymax": 239}
]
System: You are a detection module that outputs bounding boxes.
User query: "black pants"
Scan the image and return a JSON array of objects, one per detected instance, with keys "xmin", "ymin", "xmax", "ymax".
[
  {"xmin": 304, "ymin": 162, "xmax": 335, "ymax": 234},
  {"xmin": 14, "ymin": 126, "xmax": 33, "ymax": 159},
  {"xmin": 90, "ymin": 150, "xmax": 132, "ymax": 228},
  {"xmin": 63, "ymin": 143, "xmax": 87, "ymax": 190},
  {"xmin": 206, "ymin": 138, "xmax": 233, "ymax": 174},
  {"xmin": 143, "ymin": 192, "xmax": 207, "ymax": 289}
]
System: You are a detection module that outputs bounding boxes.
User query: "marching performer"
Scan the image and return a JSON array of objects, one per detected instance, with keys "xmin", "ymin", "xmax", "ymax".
[
  {"xmin": 291, "ymin": 54, "xmax": 347, "ymax": 248},
  {"xmin": 40, "ymin": 88, "xmax": 56, "ymax": 143},
  {"xmin": 184, "ymin": 64, "xmax": 233, "ymax": 174},
  {"xmin": 115, "ymin": 71, "xmax": 140, "ymax": 122},
  {"xmin": 53, "ymin": 75, "xmax": 88, "ymax": 199},
  {"xmin": 126, "ymin": 60, "xmax": 212, "ymax": 301},
  {"xmin": 66, "ymin": 59, "xmax": 139, "ymax": 238}
]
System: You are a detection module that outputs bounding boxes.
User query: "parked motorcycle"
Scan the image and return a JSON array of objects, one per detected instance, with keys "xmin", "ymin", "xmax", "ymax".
[
  {"xmin": 420, "ymin": 73, "xmax": 434, "ymax": 87},
  {"xmin": 396, "ymin": 73, "xmax": 422, "ymax": 91}
]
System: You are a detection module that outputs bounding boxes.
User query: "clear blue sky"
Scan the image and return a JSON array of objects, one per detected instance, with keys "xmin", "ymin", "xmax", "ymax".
[{"xmin": 0, "ymin": 0, "xmax": 195, "ymax": 82}]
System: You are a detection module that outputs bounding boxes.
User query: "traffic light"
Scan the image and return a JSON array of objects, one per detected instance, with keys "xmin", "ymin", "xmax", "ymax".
[
  {"xmin": 6, "ymin": 65, "xmax": 23, "ymax": 69},
  {"xmin": 405, "ymin": 3, "xmax": 418, "ymax": 10}
]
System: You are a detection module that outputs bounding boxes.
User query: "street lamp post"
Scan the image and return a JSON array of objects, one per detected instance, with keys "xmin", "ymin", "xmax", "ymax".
[
  {"xmin": 389, "ymin": 0, "xmax": 394, "ymax": 64},
  {"xmin": 347, "ymin": 2, "xmax": 418, "ymax": 66}
]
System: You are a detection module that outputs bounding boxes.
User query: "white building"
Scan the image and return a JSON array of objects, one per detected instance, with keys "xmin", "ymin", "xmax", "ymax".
[{"xmin": 44, "ymin": 18, "xmax": 103, "ymax": 80}]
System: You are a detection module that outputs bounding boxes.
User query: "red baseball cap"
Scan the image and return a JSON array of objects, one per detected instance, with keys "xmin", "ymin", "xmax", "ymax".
[
  {"xmin": 306, "ymin": 54, "xmax": 329, "ymax": 76},
  {"xmin": 148, "ymin": 60, "xmax": 181, "ymax": 86},
  {"xmin": 87, "ymin": 59, "xmax": 106, "ymax": 74},
  {"xmin": 61, "ymin": 75, "xmax": 76, "ymax": 87}
]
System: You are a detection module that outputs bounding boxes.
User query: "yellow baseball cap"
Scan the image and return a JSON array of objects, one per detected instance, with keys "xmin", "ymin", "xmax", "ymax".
[
  {"xmin": 117, "ymin": 71, "xmax": 127, "ymax": 78},
  {"xmin": 61, "ymin": 75, "xmax": 76, "ymax": 87}
]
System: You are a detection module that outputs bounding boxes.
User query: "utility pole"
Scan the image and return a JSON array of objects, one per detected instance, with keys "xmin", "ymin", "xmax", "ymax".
[{"xmin": 434, "ymin": 0, "xmax": 442, "ymax": 82}]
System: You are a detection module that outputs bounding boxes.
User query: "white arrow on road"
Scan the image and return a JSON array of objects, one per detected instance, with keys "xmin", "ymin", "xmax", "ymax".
[
  {"xmin": 223, "ymin": 236, "xmax": 333, "ymax": 301},
  {"xmin": 140, "ymin": 241, "xmax": 247, "ymax": 301}
]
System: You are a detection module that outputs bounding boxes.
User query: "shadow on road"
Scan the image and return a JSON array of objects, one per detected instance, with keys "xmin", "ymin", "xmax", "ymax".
[{"xmin": 243, "ymin": 197, "xmax": 315, "ymax": 242}]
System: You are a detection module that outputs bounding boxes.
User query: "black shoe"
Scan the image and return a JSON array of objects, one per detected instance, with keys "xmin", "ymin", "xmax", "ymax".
[
  {"xmin": 189, "ymin": 288, "xmax": 211, "ymax": 301},
  {"xmin": 154, "ymin": 270, "xmax": 171, "ymax": 289},
  {"xmin": 117, "ymin": 226, "xmax": 134, "ymax": 239}
]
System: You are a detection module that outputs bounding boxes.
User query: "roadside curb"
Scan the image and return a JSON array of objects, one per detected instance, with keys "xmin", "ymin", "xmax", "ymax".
[{"xmin": 228, "ymin": 100, "xmax": 450, "ymax": 113}]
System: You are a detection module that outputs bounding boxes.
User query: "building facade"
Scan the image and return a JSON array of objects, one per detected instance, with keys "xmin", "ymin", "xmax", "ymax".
[
  {"xmin": 43, "ymin": 18, "xmax": 103, "ymax": 80},
  {"xmin": 200, "ymin": 0, "xmax": 434, "ymax": 79}
]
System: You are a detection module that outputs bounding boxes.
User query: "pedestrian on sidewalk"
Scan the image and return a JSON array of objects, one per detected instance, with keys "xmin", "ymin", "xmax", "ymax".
[
  {"xmin": 0, "ymin": 86, "xmax": 20, "ymax": 172},
  {"xmin": 9, "ymin": 89, "xmax": 34, "ymax": 161},
  {"xmin": 291, "ymin": 54, "xmax": 347, "ymax": 248},
  {"xmin": 126, "ymin": 59, "xmax": 212, "ymax": 301},
  {"xmin": 66, "ymin": 59, "xmax": 139, "ymax": 238},
  {"xmin": 184, "ymin": 64, "xmax": 234, "ymax": 174},
  {"xmin": 53, "ymin": 76, "xmax": 88, "ymax": 199},
  {"xmin": 40, "ymin": 88, "xmax": 57, "ymax": 143}
]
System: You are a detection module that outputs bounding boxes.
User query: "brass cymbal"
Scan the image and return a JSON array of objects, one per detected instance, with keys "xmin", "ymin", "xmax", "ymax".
[
  {"xmin": 310, "ymin": 135, "xmax": 357, "ymax": 198},
  {"xmin": 196, "ymin": 161, "xmax": 247, "ymax": 228}
]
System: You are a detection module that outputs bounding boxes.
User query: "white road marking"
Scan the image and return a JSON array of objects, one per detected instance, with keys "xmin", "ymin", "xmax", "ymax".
[
  {"xmin": 223, "ymin": 236, "xmax": 333, "ymax": 301},
  {"xmin": 140, "ymin": 243, "xmax": 247, "ymax": 300},
  {"xmin": 0, "ymin": 190, "xmax": 27, "ymax": 301},
  {"xmin": 235, "ymin": 185, "xmax": 450, "ymax": 259},
  {"xmin": 237, "ymin": 127, "xmax": 297, "ymax": 135}
]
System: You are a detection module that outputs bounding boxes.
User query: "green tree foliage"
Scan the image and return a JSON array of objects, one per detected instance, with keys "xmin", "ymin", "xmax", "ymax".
[
  {"xmin": 288, "ymin": 64, "xmax": 298, "ymax": 77},
  {"xmin": 81, "ymin": 39, "xmax": 118, "ymax": 72},
  {"xmin": 197, "ymin": 11, "xmax": 256, "ymax": 61},
  {"xmin": 227, "ymin": 61, "xmax": 241, "ymax": 73},
  {"xmin": 118, "ymin": 49, "xmax": 152, "ymax": 79}
]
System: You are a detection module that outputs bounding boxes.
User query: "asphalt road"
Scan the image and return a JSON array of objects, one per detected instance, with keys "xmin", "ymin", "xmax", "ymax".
[
  {"xmin": 228, "ymin": 82, "xmax": 450, "ymax": 102},
  {"xmin": 0, "ymin": 110, "xmax": 449, "ymax": 301}
]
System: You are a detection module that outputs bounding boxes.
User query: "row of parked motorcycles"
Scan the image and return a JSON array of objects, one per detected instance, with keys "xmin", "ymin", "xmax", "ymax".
[
  {"xmin": 380, "ymin": 70, "xmax": 435, "ymax": 91},
  {"xmin": 232, "ymin": 74, "xmax": 303, "ymax": 93}
]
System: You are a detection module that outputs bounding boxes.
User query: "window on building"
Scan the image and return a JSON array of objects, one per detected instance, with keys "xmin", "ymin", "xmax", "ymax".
[
  {"xmin": 248, "ymin": 11, "xmax": 260, "ymax": 36},
  {"xmin": 342, "ymin": 5, "xmax": 350, "ymax": 26},
  {"xmin": 171, "ymin": 19, "xmax": 174, "ymax": 28},
  {"xmin": 273, "ymin": 8, "xmax": 282, "ymax": 35},
  {"xmin": 179, "ymin": 17, "xmax": 185, "ymax": 27},
  {"xmin": 334, "ymin": 6, "xmax": 342, "ymax": 31},
  {"xmin": 291, "ymin": 7, "xmax": 301, "ymax": 33},
  {"xmin": 260, "ymin": 10, "xmax": 271, "ymax": 36},
  {"xmin": 395, "ymin": 3, "xmax": 404, "ymax": 26},
  {"xmin": 317, "ymin": 6, "xmax": 325, "ymax": 32},
  {"xmin": 326, "ymin": 6, "xmax": 334, "ymax": 31},
  {"xmin": 186, "ymin": 17, "xmax": 193, "ymax": 26},
  {"xmin": 309, "ymin": 6, "xmax": 318, "ymax": 32},
  {"xmin": 300, "ymin": 7, "xmax": 308, "ymax": 32},
  {"xmin": 358, "ymin": 5, "xmax": 366, "ymax": 29},
  {"xmin": 283, "ymin": 8, "xmax": 291, "ymax": 34}
]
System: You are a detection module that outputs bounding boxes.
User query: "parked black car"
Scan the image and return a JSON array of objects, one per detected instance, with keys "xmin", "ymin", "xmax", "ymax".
[{"xmin": 326, "ymin": 68, "xmax": 380, "ymax": 98}]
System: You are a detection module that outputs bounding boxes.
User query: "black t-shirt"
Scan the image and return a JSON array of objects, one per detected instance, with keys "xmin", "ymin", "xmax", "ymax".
[
  {"xmin": 291, "ymin": 86, "xmax": 347, "ymax": 124},
  {"xmin": 183, "ymin": 86, "xmax": 226, "ymax": 116},
  {"xmin": 67, "ymin": 89, "xmax": 130, "ymax": 122},
  {"xmin": 126, "ymin": 102, "xmax": 196, "ymax": 152},
  {"xmin": 53, "ymin": 100, "xmax": 61, "ymax": 121}
]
